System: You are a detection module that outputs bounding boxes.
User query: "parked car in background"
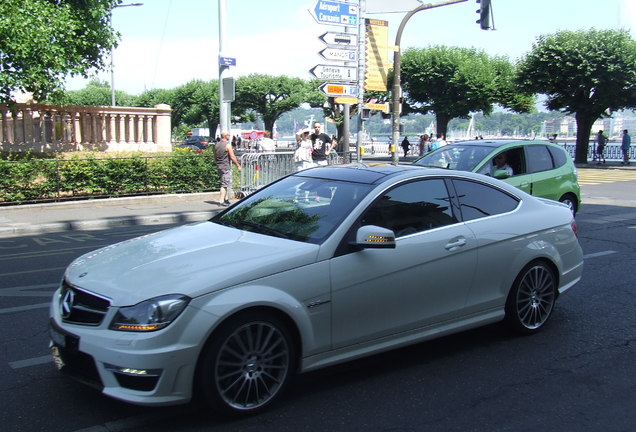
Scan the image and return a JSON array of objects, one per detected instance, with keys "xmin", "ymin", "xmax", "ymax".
[
  {"xmin": 413, "ymin": 140, "xmax": 581, "ymax": 214},
  {"xmin": 49, "ymin": 164, "xmax": 583, "ymax": 416},
  {"xmin": 177, "ymin": 135, "xmax": 211, "ymax": 151}
]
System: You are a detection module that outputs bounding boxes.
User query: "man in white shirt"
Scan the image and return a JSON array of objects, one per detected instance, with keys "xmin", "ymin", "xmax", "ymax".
[{"xmin": 259, "ymin": 131, "xmax": 276, "ymax": 152}]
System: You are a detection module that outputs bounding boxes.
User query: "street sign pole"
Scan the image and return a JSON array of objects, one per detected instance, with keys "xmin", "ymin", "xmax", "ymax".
[
  {"xmin": 218, "ymin": 0, "xmax": 231, "ymax": 135},
  {"xmin": 356, "ymin": 1, "xmax": 365, "ymax": 162},
  {"xmin": 390, "ymin": 0, "xmax": 467, "ymax": 165}
]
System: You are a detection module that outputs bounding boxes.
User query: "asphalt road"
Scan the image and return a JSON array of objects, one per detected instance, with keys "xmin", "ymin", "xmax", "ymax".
[{"xmin": 1, "ymin": 170, "xmax": 635, "ymax": 432}]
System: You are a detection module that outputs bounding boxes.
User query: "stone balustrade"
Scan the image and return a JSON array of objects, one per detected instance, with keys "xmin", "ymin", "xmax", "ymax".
[{"xmin": 0, "ymin": 103, "xmax": 172, "ymax": 152}]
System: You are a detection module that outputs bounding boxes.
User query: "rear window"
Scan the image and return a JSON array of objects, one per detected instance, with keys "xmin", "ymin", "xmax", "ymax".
[
  {"xmin": 526, "ymin": 145, "xmax": 554, "ymax": 173},
  {"xmin": 451, "ymin": 179, "xmax": 519, "ymax": 221},
  {"xmin": 547, "ymin": 145, "xmax": 567, "ymax": 168}
]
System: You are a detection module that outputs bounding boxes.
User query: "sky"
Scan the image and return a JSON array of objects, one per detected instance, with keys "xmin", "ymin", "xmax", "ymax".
[{"xmin": 65, "ymin": 0, "xmax": 636, "ymax": 95}]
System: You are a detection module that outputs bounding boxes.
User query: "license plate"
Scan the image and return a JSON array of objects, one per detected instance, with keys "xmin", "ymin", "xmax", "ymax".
[
  {"xmin": 50, "ymin": 345, "xmax": 65, "ymax": 371},
  {"xmin": 49, "ymin": 325, "xmax": 66, "ymax": 348}
]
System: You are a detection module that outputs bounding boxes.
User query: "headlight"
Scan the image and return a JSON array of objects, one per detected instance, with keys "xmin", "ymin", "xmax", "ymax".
[{"xmin": 109, "ymin": 294, "xmax": 190, "ymax": 332}]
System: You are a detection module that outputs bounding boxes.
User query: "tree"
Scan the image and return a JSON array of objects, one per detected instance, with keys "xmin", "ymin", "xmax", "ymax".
[
  {"xmin": 400, "ymin": 46, "xmax": 534, "ymax": 138},
  {"xmin": 0, "ymin": 0, "xmax": 120, "ymax": 103},
  {"xmin": 62, "ymin": 79, "xmax": 137, "ymax": 107},
  {"xmin": 236, "ymin": 74, "xmax": 321, "ymax": 134},
  {"xmin": 516, "ymin": 29, "xmax": 636, "ymax": 163}
]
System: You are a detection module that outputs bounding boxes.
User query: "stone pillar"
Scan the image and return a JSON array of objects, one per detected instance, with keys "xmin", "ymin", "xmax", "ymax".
[
  {"xmin": 154, "ymin": 104, "xmax": 172, "ymax": 152},
  {"xmin": 118, "ymin": 114, "xmax": 127, "ymax": 144}
]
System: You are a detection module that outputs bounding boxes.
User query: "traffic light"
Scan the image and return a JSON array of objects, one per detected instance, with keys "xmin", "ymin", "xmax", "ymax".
[{"xmin": 476, "ymin": 0, "xmax": 491, "ymax": 30}]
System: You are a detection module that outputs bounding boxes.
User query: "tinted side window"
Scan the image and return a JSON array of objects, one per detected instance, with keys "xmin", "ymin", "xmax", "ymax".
[
  {"xmin": 361, "ymin": 179, "xmax": 458, "ymax": 237},
  {"xmin": 452, "ymin": 179, "xmax": 519, "ymax": 221},
  {"xmin": 526, "ymin": 145, "xmax": 554, "ymax": 173},
  {"xmin": 547, "ymin": 145, "xmax": 567, "ymax": 168}
]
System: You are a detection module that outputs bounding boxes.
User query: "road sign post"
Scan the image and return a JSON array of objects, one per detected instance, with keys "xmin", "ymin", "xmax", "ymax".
[
  {"xmin": 319, "ymin": 31, "xmax": 358, "ymax": 46},
  {"xmin": 308, "ymin": 0, "xmax": 359, "ymax": 27},
  {"xmin": 319, "ymin": 82, "xmax": 358, "ymax": 98},
  {"xmin": 310, "ymin": 64, "xmax": 358, "ymax": 81}
]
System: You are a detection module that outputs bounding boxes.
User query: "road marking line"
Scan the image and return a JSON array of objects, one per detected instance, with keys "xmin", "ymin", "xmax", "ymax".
[
  {"xmin": 0, "ymin": 302, "xmax": 50, "ymax": 314},
  {"xmin": 9, "ymin": 355, "xmax": 51, "ymax": 369},
  {"xmin": 583, "ymin": 250, "xmax": 617, "ymax": 259}
]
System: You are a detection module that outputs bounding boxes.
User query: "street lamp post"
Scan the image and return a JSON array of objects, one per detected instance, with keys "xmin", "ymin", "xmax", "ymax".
[
  {"xmin": 390, "ymin": 0, "xmax": 466, "ymax": 164},
  {"xmin": 110, "ymin": 3, "xmax": 143, "ymax": 106}
]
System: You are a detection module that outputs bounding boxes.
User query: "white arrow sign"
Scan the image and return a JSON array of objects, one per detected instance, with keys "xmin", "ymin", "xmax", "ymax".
[
  {"xmin": 319, "ymin": 31, "xmax": 358, "ymax": 47},
  {"xmin": 319, "ymin": 47, "xmax": 358, "ymax": 62},
  {"xmin": 319, "ymin": 82, "xmax": 358, "ymax": 97},
  {"xmin": 310, "ymin": 64, "xmax": 358, "ymax": 81}
]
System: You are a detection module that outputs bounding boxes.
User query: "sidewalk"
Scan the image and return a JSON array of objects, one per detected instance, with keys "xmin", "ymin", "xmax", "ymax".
[
  {"xmin": 0, "ymin": 191, "xmax": 224, "ymax": 237},
  {"xmin": 0, "ymin": 159, "xmax": 633, "ymax": 238}
]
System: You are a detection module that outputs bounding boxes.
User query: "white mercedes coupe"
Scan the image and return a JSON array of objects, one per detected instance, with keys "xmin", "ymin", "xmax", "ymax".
[{"xmin": 49, "ymin": 163, "xmax": 584, "ymax": 416}]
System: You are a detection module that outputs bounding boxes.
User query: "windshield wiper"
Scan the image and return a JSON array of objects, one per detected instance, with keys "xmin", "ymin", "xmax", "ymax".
[{"xmin": 236, "ymin": 221, "xmax": 291, "ymax": 239}]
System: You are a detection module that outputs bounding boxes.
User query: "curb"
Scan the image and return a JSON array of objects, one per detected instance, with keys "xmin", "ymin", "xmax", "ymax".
[{"xmin": 0, "ymin": 210, "xmax": 220, "ymax": 237}]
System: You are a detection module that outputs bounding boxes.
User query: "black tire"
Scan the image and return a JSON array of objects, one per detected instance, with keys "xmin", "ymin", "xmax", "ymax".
[
  {"xmin": 196, "ymin": 311, "xmax": 295, "ymax": 417},
  {"xmin": 559, "ymin": 193, "xmax": 578, "ymax": 216},
  {"xmin": 504, "ymin": 261, "xmax": 557, "ymax": 335}
]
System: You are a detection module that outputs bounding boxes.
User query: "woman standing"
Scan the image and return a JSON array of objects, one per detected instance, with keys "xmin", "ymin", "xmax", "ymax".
[{"xmin": 294, "ymin": 129, "xmax": 315, "ymax": 171}]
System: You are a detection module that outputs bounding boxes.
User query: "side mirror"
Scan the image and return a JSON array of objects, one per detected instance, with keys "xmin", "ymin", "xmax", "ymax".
[
  {"xmin": 492, "ymin": 169, "xmax": 510, "ymax": 179},
  {"xmin": 353, "ymin": 225, "xmax": 396, "ymax": 249}
]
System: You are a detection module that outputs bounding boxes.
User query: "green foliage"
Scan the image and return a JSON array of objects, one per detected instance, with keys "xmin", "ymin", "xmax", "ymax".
[
  {"xmin": 516, "ymin": 29, "xmax": 636, "ymax": 162},
  {"xmin": 59, "ymin": 79, "xmax": 137, "ymax": 106},
  {"xmin": 236, "ymin": 74, "xmax": 318, "ymax": 134},
  {"xmin": 0, "ymin": 151, "xmax": 221, "ymax": 203},
  {"xmin": 400, "ymin": 46, "xmax": 534, "ymax": 137},
  {"xmin": 0, "ymin": 0, "xmax": 120, "ymax": 103}
]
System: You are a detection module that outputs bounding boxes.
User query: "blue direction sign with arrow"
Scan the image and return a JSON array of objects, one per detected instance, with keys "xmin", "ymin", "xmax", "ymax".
[{"xmin": 308, "ymin": 0, "xmax": 358, "ymax": 27}]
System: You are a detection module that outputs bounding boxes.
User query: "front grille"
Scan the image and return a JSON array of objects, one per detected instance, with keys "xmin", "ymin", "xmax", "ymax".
[{"xmin": 60, "ymin": 280, "xmax": 111, "ymax": 326}]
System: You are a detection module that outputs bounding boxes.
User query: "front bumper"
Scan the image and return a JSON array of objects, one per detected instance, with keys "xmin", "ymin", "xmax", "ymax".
[{"xmin": 49, "ymin": 289, "xmax": 207, "ymax": 406}]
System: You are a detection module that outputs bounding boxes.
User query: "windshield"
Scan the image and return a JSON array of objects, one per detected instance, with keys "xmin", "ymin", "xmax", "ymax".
[
  {"xmin": 212, "ymin": 175, "xmax": 372, "ymax": 244},
  {"xmin": 414, "ymin": 145, "xmax": 494, "ymax": 171}
]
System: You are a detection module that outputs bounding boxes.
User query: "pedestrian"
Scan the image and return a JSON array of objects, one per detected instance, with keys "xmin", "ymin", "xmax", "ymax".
[
  {"xmin": 259, "ymin": 130, "xmax": 276, "ymax": 152},
  {"xmin": 419, "ymin": 134, "xmax": 430, "ymax": 155},
  {"xmin": 594, "ymin": 130, "xmax": 606, "ymax": 162},
  {"xmin": 437, "ymin": 133, "xmax": 448, "ymax": 147},
  {"xmin": 596, "ymin": 132, "xmax": 606, "ymax": 164},
  {"xmin": 401, "ymin": 136, "xmax": 410, "ymax": 156},
  {"xmin": 621, "ymin": 129, "xmax": 631, "ymax": 165},
  {"xmin": 429, "ymin": 135, "xmax": 439, "ymax": 151},
  {"xmin": 294, "ymin": 128, "xmax": 315, "ymax": 171},
  {"xmin": 310, "ymin": 122, "xmax": 332, "ymax": 166},
  {"xmin": 214, "ymin": 130, "xmax": 241, "ymax": 206}
]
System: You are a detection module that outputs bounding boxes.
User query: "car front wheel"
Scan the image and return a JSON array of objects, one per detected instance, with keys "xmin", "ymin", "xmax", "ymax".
[
  {"xmin": 504, "ymin": 261, "xmax": 557, "ymax": 334},
  {"xmin": 196, "ymin": 312, "xmax": 295, "ymax": 416}
]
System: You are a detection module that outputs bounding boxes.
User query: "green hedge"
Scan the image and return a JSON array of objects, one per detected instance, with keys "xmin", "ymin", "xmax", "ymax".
[{"xmin": 0, "ymin": 150, "xmax": 222, "ymax": 204}]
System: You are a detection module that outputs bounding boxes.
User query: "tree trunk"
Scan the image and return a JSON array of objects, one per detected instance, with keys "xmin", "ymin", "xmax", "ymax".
[
  {"xmin": 207, "ymin": 119, "xmax": 220, "ymax": 139},
  {"xmin": 264, "ymin": 118, "xmax": 276, "ymax": 136},
  {"xmin": 574, "ymin": 113, "xmax": 594, "ymax": 164},
  {"xmin": 435, "ymin": 113, "xmax": 451, "ymax": 139}
]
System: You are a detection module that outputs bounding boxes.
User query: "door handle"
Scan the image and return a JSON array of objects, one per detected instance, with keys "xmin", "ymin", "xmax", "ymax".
[{"xmin": 445, "ymin": 238, "xmax": 466, "ymax": 250}]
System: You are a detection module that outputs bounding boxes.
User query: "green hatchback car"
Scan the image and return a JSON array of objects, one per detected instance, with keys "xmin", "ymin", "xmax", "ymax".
[{"xmin": 413, "ymin": 139, "xmax": 581, "ymax": 214}]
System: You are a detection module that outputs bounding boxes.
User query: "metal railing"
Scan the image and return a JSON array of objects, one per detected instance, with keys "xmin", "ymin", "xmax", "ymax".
[{"xmin": 238, "ymin": 151, "xmax": 344, "ymax": 197}]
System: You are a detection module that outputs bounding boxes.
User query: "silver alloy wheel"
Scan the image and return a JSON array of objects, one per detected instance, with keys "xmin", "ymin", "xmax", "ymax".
[
  {"xmin": 214, "ymin": 320, "xmax": 291, "ymax": 411},
  {"xmin": 514, "ymin": 264, "xmax": 556, "ymax": 330}
]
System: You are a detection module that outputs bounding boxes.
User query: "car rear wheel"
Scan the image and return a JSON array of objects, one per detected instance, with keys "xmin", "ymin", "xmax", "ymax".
[
  {"xmin": 559, "ymin": 193, "xmax": 578, "ymax": 216},
  {"xmin": 504, "ymin": 261, "xmax": 557, "ymax": 335},
  {"xmin": 196, "ymin": 312, "xmax": 295, "ymax": 416}
]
